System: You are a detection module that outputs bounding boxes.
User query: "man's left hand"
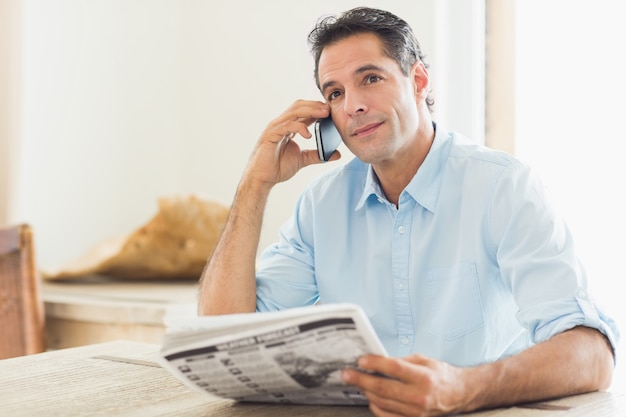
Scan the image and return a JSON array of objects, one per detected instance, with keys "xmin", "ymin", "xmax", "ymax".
[{"xmin": 342, "ymin": 354, "xmax": 467, "ymax": 417}]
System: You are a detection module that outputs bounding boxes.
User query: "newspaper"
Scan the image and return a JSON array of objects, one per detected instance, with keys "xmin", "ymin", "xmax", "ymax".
[{"xmin": 158, "ymin": 303, "xmax": 387, "ymax": 405}]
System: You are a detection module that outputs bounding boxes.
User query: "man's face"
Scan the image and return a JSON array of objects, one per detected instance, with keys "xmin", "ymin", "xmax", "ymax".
[{"xmin": 317, "ymin": 32, "xmax": 428, "ymax": 166}]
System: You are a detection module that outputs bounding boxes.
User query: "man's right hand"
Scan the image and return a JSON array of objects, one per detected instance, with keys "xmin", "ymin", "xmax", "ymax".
[{"xmin": 243, "ymin": 100, "xmax": 335, "ymax": 189}]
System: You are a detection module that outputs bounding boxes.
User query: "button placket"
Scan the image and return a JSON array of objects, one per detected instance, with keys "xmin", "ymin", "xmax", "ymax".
[{"xmin": 391, "ymin": 199, "xmax": 416, "ymax": 356}]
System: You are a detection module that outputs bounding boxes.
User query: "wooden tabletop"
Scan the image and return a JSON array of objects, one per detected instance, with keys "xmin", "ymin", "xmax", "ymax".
[{"xmin": 0, "ymin": 340, "xmax": 624, "ymax": 416}]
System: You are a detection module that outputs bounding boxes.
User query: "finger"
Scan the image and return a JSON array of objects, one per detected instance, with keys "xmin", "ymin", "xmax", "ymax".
[
  {"xmin": 326, "ymin": 150, "xmax": 341, "ymax": 161},
  {"xmin": 357, "ymin": 355, "xmax": 406, "ymax": 379},
  {"xmin": 367, "ymin": 394, "xmax": 424, "ymax": 417},
  {"xmin": 345, "ymin": 358, "xmax": 436, "ymax": 407},
  {"xmin": 358, "ymin": 355, "xmax": 428, "ymax": 384},
  {"xmin": 345, "ymin": 371, "xmax": 429, "ymax": 416},
  {"xmin": 284, "ymin": 99, "xmax": 329, "ymax": 121},
  {"xmin": 265, "ymin": 121, "xmax": 309, "ymax": 145},
  {"xmin": 266, "ymin": 101, "xmax": 330, "ymax": 146},
  {"xmin": 284, "ymin": 119, "xmax": 315, "ymax": 140},
  {"xmin": 401, "ymin": 353, "xmax": 432, "ymax": 367},
  {"xmin": 272, "ymin": 100, "xmax": 329, "ymax": 127},
  {"xmin": 300, "ymin": 149, "xmax": 326, "ymax": 167},
  {"xmin": 343, "ymin": 367, "xmax": 408, "ymax": 400}
]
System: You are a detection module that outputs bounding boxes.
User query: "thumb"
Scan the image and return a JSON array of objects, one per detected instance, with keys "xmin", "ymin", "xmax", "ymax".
[{"xmin": 303, "ymin": 149, "xmax": 342, "ymax": 167}]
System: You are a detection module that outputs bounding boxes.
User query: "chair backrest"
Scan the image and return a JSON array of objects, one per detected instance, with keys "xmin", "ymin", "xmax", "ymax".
[{"xmin": 0, "ymin": 223, "xmax": 46, "ymax": 359}]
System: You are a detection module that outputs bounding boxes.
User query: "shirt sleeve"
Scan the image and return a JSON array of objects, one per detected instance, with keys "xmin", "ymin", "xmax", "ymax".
[
  {"xmin": 255, "ymin": 191, "xmax": 319, "ymax": 312},
  {"xmin": 490, "ymin": 160, "xmax": 619, "ymax": 355}
]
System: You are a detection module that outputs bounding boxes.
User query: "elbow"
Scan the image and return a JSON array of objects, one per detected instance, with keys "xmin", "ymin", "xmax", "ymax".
[
  {"xmin": 597, "ymin": 344, "xmax": 615, "ymax": 391},
  {"xmin": 598, "ymin": 369, "xmax": 613, "ymax": 392},
  {"xmin": 197, "ymin": 294, "xmax": 257, "ymax": 316},
  {"xmin": 587, "ymin": 327, "xmax": 616, "ymax": 392}
]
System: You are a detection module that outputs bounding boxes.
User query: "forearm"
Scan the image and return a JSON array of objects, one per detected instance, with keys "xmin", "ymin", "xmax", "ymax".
[
  {"xmin": 461, "ymin": 326, "xmax": 614, "ymax": 412},
  {"xmin": 198, "ymin": 100, "xmax": 329, "ymax": 315},
  {"xmin": 198, "ymin": 177, "xmax": 272, "ymax": 315}
]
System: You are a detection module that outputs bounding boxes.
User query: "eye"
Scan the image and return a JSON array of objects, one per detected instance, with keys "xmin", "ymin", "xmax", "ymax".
[
  {"xmin": 327, "ymin": 90, "xmax": 343, "ymax": 101},
  {"xmin": 364, "ymin": 74, "xmax": 382, "ymax": 84}
]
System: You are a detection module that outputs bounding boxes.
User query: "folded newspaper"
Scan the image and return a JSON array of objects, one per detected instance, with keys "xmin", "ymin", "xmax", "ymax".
[{"xmin": 158, "ymin": 303, "xmax": 387, "ymax": 405}]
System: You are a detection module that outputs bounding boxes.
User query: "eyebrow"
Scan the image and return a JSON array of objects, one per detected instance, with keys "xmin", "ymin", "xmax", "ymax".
[{"xmin": 320, "ymin": 64, "xmax": 387, "ymax": 95}]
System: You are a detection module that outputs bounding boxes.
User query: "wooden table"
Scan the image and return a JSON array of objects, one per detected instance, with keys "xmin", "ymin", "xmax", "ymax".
[{"xmin": 0, "ymin": 340, "xmax": 624, "ymax": 416}]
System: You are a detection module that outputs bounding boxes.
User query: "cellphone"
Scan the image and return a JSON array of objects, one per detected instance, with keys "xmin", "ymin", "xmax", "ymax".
[{"xmin": 314, "ymin": 117, "xmax": 342, "ymax": 162}]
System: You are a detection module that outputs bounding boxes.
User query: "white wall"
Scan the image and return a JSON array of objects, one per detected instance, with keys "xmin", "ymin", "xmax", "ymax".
[
  {"xmin": 9, "ymin": 0, "xmax": 484, "ymax": 270},
  {"xmin": 0, "ymin": 0, "xmax": 21, "ymax": 225}
]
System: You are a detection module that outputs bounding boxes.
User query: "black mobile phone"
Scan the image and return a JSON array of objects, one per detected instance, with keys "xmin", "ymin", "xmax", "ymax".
[{"xmin": 314, "ymin": 117, "xmax": 342, "ymax": 162}]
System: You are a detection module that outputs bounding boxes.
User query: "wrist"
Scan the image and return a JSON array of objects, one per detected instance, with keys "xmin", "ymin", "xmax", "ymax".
[{"xmin": 237, "ymin": 175, "xmax": 274, "ymax": 201}]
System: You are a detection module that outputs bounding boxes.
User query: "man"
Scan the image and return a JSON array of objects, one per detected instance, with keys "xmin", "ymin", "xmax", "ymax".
[{"xmin": 199, "ymin": 7, "xmax": 618, "ymax": 416}]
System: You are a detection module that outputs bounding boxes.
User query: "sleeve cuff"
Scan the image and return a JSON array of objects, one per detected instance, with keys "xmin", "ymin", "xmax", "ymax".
[{"xmin": 517, "ymin": 290, "xmax": 620, "ymax": 364}]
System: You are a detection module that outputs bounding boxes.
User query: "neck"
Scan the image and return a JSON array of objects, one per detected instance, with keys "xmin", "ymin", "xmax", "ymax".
[{"xmin": 374, "ymin": 120, "xmax": 435, "ymax": 207}]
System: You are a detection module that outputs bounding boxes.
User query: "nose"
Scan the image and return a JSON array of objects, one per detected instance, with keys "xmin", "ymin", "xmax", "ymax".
[{"xmin": 343, "ymin": 90, "xmax": 368, "ymax": 117}]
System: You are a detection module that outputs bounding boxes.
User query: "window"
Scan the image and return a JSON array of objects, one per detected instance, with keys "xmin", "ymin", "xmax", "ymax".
[{"xmin": 514, "ymin": 1, "xmax": 626, "ymax": 390}]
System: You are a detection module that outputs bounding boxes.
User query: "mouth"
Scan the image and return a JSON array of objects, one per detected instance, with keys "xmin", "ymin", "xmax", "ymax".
[{"xmin": 352, "ymin": 122, "xmax": 383, "ymax": 138}]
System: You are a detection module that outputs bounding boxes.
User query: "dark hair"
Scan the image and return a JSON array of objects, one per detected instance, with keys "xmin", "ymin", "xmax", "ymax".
[{"xmin": 308, "ymin": 7, "xmax": 434, "ymax": 112}]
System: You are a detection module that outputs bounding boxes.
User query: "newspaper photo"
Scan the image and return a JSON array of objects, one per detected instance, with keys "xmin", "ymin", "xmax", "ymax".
[{"xmin": 158, "ymin": 303, "xmax": 388, "ymax": 405}]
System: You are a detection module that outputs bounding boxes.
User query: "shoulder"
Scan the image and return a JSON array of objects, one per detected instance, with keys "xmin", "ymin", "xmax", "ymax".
[
  {"xmin": 288, "ymin": 157, "xmax": 370, "ymax": 219},
  {"xmin": 447, "ymin": 131, "xmax": 519, "ymax": 168},
  {"xmin": 443, "ymin": 131, "xmax": 534, "ymax": 184},
  {"xmin": 303, "ymin": 157, "xmax": 368, "ymax": 196}
]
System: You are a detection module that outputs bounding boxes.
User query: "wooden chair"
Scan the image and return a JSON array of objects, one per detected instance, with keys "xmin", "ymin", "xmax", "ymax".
[{"xmin": 0, "ymin": 224, "xmax": 46, "ymax": 359}]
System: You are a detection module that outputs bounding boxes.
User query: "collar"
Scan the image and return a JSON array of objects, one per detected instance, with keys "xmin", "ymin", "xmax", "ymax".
[{"xmin": 354, "ymin": 123, "xmax": 449, "ymax": 213}]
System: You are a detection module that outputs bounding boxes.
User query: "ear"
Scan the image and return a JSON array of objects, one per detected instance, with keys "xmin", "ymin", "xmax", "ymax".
[{"xmin": 411, "ymin": 60, "xmax": 430, "ymax": 101}]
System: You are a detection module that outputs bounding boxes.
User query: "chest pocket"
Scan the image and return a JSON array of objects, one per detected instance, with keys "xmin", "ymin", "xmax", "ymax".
[{"xmin": 426, "ymin": 262, "xmax": 485, "ymax": 340}]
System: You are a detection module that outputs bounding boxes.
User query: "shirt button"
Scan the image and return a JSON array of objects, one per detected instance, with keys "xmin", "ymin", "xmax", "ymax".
[
  {"xmin": 400, "ymin": 337, "xmax": 409, "ymax": 345},
  {"xmin": 576, "ymin": 288, "xmax": 589, "ymax": 299},
  {"xmin": 398, "ymin": 282, "xmax": 404, "ymax": 289},
  {"xmin": 398, "ymin": 226, "xmax": 406, "ymax": 234}
]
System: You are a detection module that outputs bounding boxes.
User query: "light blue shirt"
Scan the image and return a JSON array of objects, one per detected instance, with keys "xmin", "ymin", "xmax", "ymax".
[{"xmin": 255, "ymin": 125, "xmax": 619, "ymax": 366}]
